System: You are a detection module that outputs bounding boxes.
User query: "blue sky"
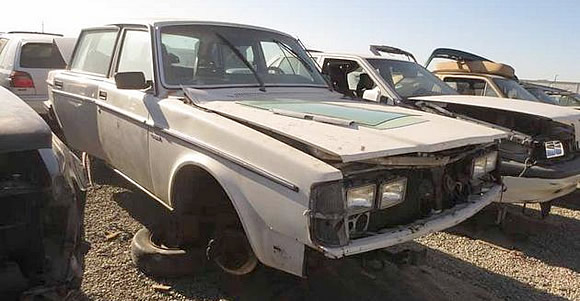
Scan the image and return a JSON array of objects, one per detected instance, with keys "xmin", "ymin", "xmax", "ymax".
[{"xmin": 2, "ymin": 0, "xmax": 579, "ymax": 81}]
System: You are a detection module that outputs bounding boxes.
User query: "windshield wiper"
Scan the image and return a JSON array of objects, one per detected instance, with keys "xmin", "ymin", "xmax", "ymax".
[
  {"xmin": 272, "ymin": 39, "xmax": 314, "ymax": 74},
  {"xmin": 215, "ymin": 33, "xmax": 266, "ymax": 92}
]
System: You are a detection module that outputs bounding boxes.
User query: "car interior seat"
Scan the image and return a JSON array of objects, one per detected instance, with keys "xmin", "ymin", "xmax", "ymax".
[{"xmin": 356, "ymin": 73, "xmax": 375, "ymax": 98}]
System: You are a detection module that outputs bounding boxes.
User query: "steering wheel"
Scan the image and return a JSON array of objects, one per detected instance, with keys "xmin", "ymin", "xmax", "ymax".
[{"xmin": 267, "ymin": 66, "xmax": 286, "ymax": 74}]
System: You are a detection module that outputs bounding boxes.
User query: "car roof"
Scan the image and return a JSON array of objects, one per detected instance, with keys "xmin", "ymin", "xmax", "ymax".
[
  {"xmin": 0, "ymin": 87, "xmax": 51, "ymax": 153},
  {"xmin": 313, "ymin": 52, "xmax": 414, "ymax": 62},
  {"xmin": 0, "ymin": 32, "xmax": 63, "ymax": 43},
  {"xmin": 100, "ymin": 19, "xmax": 293, "ymax": 38}
]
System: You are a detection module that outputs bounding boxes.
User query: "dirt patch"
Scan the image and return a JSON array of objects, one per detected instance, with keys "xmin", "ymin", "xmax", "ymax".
[{"xmin": 71, "ymin": 169, "xmax": 580, "ymax": 300}]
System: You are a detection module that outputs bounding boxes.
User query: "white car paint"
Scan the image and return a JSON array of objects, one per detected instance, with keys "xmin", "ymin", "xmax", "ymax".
[
  {"xmin": 0, "ymin": 33, "xmax": 75, "ymax": 115},
  {"xmin": 314, "ymin": 52, "xmax": 580, "ymax": 205},
  {"xmin": 193, "ymin": 90, "xmax": 506, "ymax": 162},
  {"xmin": 414, "ymin": 95, "xmax": 580, "ymax": 145},
  {"xmin": 49, "ymin": 21, "xmax": 504, "ymax": 277}
]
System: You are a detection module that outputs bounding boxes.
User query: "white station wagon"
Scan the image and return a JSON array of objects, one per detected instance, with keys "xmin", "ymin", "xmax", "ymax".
[
  {"xmin": 48, "ymin": 20, "xmax": 505, "ymax": 277},
  {"xmin": 0, "ymin": 32, "xmax": 74, "ymax": 115}
]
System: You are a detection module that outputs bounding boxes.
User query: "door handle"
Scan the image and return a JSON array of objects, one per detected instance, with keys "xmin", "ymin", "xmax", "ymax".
[
  {"xmin": 98, "ymin": 90, "xmax": 107, "ymax": 100},
  {"xmin": 54, "ymin": 80, "xmax": 63, "ymax": 90},
  {"xmin": 150, "ymin": 133, "xmax": 162, "ymax": 142}
]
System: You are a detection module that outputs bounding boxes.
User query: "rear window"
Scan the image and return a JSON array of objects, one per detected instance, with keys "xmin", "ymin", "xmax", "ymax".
[
  {"xmin": 19, "ymin": 43, "xmax": 66, "ymax": 69},
  {"xmin": 0, "ymin": 38, "xmax": 8, "ymax": 55}
]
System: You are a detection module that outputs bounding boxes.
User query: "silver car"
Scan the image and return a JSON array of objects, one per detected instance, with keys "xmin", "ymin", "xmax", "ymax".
[{"xmin": 0, "ymin": 32, "xmax": 74, "ymax": 115}]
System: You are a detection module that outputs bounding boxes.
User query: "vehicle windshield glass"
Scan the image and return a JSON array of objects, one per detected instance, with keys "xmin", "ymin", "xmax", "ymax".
[
  {"xmin": 158, "ymin": 25, "xmax": 327, "ymax": 88},
  {"xmin": 492, "ymin": 78, "xmax": 538, "ymax": 101},
  {"xmin": 527, "ymin": 88, "xmax": 559, "ymax": 105},
  {"xmin": 367, "ymin": 58, "xmax": 457, "ymax": 98}
]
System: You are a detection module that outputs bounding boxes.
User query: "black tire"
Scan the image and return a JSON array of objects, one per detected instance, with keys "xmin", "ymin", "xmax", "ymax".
[{"xmin": 130, "ymin": 228, "xmax": 205, "ymax": 278}]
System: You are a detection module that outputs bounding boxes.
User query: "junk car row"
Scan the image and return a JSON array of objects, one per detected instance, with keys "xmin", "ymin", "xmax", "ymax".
[{"xmin": 1, "ymin": 20, "xmax": 579, "ymax": 298}]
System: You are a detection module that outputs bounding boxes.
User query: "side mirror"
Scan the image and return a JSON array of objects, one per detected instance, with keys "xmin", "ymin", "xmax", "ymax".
[
  {"xmin": 362, "ymin": 86, "xmax": 382, "ymax": 102},
  {"xmin": 114, "ymin": 72, "xmax": 149, "ymax": 90}
]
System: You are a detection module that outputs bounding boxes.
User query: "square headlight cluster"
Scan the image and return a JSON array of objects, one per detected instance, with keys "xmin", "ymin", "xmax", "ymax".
[
  {"xmin": 472, "ymin": 151, "xmax": 498, "ymax": 180},
  {"xmin": 545, "ymin": 140, "xmax": 565, "ymax": 159},
  {"xmin": 346, "ymin": 178, "xmax": 407, "ymax": 214}
]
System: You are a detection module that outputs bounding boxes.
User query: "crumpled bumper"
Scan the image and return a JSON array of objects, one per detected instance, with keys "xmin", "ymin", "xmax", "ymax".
[
  {"xmin": 318, "ymin": 185, "xmax": 502, "ymax": 258},
  {"xmin": 501, "ymin": 174, "xmax": 580, "ymax": 203}
]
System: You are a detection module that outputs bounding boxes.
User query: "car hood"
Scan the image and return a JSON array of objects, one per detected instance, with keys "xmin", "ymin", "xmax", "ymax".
[
  {"xmin": 193, "ymin": 96, "xmax": 506, "ymax": 162},
  {"xmin": 412, "ymin": 95, "xmax": 580, "ymax": 124},
  {"xmin": 0, "ymin": 87, "xmax": 52, "ymax": 153}
]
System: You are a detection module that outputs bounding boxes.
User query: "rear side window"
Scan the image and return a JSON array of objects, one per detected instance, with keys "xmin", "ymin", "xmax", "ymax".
[
  {"xmin": 19, "ymin": 43, "xmax": 66, "ymax": 69},
  {"xmin": 70, "ymin": 30, "xmax": 118, "ymax": 76}
]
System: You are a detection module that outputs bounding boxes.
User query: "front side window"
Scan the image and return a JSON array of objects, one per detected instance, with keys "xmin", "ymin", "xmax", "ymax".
[
  {"xmin": 19, "ymin": 43, "xmax": 67, "ymax": 69},
  {"xmin": 70, "ymin": 30, "xmax": 118, "ymax": 76},
  {"xmin": 158, "ymin": 25, "xmax": 327, "ymax": 87},
  {"xmin": 367, "ymin": 59, "xmax": 457, "ymax": 98},
  {"xmin": 492, "ymin": 78, "xmax": 538, "ymax": 101},
  {"xmin": 320, "ymin": 58, "xmax": 378, "ymax": 98},
  {"xmin": 443, "ymin": 77, "xmax": 498, "ymax": 97},
  {"xmin": 117, "ymin": 30, "xmax": 153, "ymax": 80}
]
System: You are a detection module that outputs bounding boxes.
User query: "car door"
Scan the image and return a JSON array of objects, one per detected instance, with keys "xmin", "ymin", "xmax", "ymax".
[
  {"xmin": 96, "ymin": 27, "xmax": 154, "ymax": 191},
  {"xmin": 51, "ymin": 28, "xmax": 119, "ymax": 159}
]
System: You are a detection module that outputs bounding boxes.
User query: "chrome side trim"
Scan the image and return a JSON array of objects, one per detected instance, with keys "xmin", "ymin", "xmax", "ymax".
[
  {"xmin": 52, "ymin": 89, "xmax": 96, "ymax": 104},
  {"xmin": 158, "ymin": 126, "xmax": 300, "ymax": 192},
  {"xmin": 51, "ymin": 89, "xmax": 300, "ymax": 192},
  {"xmin": 113, "ymin": 168, "xmax": 174, "ymax": 211}
]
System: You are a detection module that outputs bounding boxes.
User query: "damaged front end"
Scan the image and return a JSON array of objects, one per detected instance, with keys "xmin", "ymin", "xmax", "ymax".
[
  {"xmin": 444, "ymin": 104, "xmax": 580, "ymax": 204},
  {"xmin": 308, "ymin": 144, "xmax": 502, "ymax": 258},
  {"xmin": 0, "ymin": 137, "xmax": 88, "ymax": 300}
]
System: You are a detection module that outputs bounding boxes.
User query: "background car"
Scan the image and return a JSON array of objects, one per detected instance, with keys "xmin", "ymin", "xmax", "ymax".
[
  {"xmin": 522, "ymin": 82, "xmax": 580, "ymax": 108},
  {"xmin": 424, "ymin": 48, "xmax": 540, "ymax": 102},
  {"xmin": 0, "ymin": 31, "xmax": 75, "ymax": 116},
  {"xmin": 313, "ymin": 46, "xmax": 580, "ymax": 217},
  {"xmin": 0, "ymin": 86, "xmax": 88, "ymax": 299}
]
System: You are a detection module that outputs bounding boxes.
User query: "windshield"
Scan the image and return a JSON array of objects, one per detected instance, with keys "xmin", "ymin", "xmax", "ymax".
[
  {"xmin": 492, "ymin": 78, "xmax": 538, "ymax": 101},
  {"xmin": 158, "ymin": 25, "xmax": 327, "ymax": 88},
  {"xmin": 367, "ymin": 59, "xmax": 457, "ymax": 98},
  {"xmin": 526, "ymin": 88, "xmax": 559, "ymax": 105}
]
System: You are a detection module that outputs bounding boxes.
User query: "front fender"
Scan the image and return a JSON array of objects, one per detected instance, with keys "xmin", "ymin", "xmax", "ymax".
[{"xmin": 168, "ymin": 153, "xmax": 307, "ymax": 277}]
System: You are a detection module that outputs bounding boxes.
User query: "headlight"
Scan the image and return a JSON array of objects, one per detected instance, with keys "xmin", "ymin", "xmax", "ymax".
[
  {"xmin": 472, "ymin": 151, "xmax": 498, "ymax": 180},
  {"xmin": 346, "ymin": 184, "xmax": 376, "ymax": 214},
  {"xmin": 379, "ymin": 177, "xmax": 407, "ymax": 209},
  {"xmin": 545, "ymin": 141, "xmax": 565, "ymax": 159}
]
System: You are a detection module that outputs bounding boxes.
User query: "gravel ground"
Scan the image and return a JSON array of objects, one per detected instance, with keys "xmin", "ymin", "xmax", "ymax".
[{"xmin": 70, "ymin": 169, "xmax": 580, "ymax": 301}]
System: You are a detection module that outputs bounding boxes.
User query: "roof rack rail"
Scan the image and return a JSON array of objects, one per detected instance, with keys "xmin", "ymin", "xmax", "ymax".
[{"xmin": 6, "ymin": 31, "xmax": 63, "ymax": 37}]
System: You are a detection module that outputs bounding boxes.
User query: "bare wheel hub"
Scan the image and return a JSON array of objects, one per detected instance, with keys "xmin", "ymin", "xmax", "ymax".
[{"xmin": 206, "ymin": 230, "xmax": 257, "ymax": 275}]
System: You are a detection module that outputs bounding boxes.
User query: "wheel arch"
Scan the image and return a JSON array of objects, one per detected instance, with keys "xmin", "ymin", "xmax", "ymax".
[{"xmin": 166, "ymin": 154, "xmax": 307, "ymax": 277}]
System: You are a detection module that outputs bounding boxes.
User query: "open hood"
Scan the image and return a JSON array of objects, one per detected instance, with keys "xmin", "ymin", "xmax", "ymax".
[
  {"xmin": 188, "ymin": 92, "xmax": 506, "ymax": 162},
  {"xmin": 412, "ymin": 95, "xmax": 580, "ymax": 141},
  {"xmin": 425, "ymin": 48, "xmax": 493, "ymax": 69}
]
